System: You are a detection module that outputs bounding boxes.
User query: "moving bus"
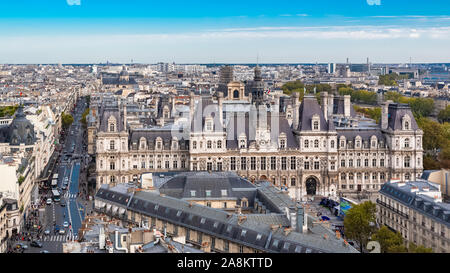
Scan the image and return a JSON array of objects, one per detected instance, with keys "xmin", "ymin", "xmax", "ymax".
[
  {"xmin": 52, "ymin": 189, "xmax": 61, "ymax": 202},
  {"xmin": 51, "ymin": 179, "xmax": 58, "ymax": 189}
]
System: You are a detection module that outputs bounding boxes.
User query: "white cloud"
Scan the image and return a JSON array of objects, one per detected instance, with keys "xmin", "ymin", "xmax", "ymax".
[{"xmin": 66, "ymin": 0, "xmax": 81, "ymax": 6}]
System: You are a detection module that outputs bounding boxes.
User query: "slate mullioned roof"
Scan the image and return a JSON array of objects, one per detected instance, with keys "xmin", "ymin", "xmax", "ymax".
[
  {"xmin": 158, "ymin": 171, "xmax": 256, "ymax": 205},
  {"xmin": 225, "ymin": 112, "xmax": 298, "ymax": 149},
  {"xmin": 387, "ymin": 103, "xmax": 419, "ymax": 131},
  {"xmin": 95, "ymin": 184, "xmax": 357, "ymax": 253},
  {"xmin": 297, "ymin": 95, "xmax": 330, "ymax": 132}
]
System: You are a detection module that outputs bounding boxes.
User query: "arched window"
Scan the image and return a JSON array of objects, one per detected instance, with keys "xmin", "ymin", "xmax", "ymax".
[
  {"xmin": 217, "ymin": 140, "xmax": 222, "ymax": 149},
  {"xmin": 207, "ymin": 140, "xmax": 212, "ymax": 149},
  {"xmin": 405, "ymin": 121, "xmax": 409, "ymax": 130},
  {"xmin": 314, "ymin": 139, "xmax": 319, "ymax": 148},
  {"xmin": 233, "ymin": 90, "xmax": 239, "ymax": 99},
  {"xmin": 304, "ymin": 139, "xmax": 309, "ymax": 148},
  {"xmin": 404, "ymin": 138, "xmax": 410, "ymax": 148},
  {"xmin": 109, "ymin": 123, "xmax": 115, "ymax": 132},
  {"xmin": 290, "ymin": 177, "xmax": 296, "ymax": 186}
]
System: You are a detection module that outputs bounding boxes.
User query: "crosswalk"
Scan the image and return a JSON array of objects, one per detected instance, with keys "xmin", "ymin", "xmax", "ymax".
[
  {"xmin": 41, "ymin": 234, "xmax": 78, "ymax": 242},
  {"xmin": 64, "ymin": 192, "xmax": 78, "ymax": 199}
]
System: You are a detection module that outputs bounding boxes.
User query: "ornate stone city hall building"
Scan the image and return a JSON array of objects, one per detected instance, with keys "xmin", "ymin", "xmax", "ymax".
[{"xmin": 93, "ymin": 68, "xmax": 423, "ymax": 201}]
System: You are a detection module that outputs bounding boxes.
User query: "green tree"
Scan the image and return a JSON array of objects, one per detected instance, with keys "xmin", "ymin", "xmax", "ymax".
[
  {"xmin": 353, "ymin": 105, "xmax": 381, "ymax": 124},
  {"xmin": 408, "ymin": 242, "xmax": 433, "ymax": 253},
  {"xmin": 438, "ymin": 105, "xmax": 450, "ymax": 123},
  {"xmin": 416, "ymin": 117, "xmax": 447, "ymax": 152},
  {"xmin": 0, "ymin": 105, "xmax": 19, "ymax": 117},
  {"xmin": 339, "ymin": 88, "xmax": 377, "ymax": 105},
  {"xmin": 343, "ymin": 201, "xmax": 377, "ymax": 253},
  {"xmin": 372, "ymin": 226, "xmax": 404, "ymax": 253},
  {"xmin": 384, "ymin": 91, "xmax": 403, "ymax": 103},
  {"xmin": 408, "ymin": 98, "xmax": 434, "ymax": 117},
  {"xmin": 61, "ymin": 112, "xmax": 74, "ymax": 130},
  {"xmin": 281, "ymin": 80, "xmax": 304, "ymax": 95},
  {"xmin": 81, "ymin": 108, "xmax": 90, "ymax": 128}
]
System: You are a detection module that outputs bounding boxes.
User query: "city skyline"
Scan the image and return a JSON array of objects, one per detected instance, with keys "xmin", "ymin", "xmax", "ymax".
[{"xmin": 1, "ymin": 0, "xmax": 450, "ymax": 63}]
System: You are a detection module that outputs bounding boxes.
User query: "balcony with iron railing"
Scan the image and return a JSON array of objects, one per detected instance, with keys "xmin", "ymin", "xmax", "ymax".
[{"xmin": 376, "ymin": 199, "xmax": 409, "ymax": 219}]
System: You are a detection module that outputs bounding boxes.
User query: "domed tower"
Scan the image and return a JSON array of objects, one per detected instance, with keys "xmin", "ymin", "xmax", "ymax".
[
  {"xmin": 8, "ymin": 105, "xmax": 36, "ymax": 146},
  {"xmin": 119, "ymin": 65, "xmax": 130, "ymax": 82},
  {"xmin": 251, "ymin": 65, "xmax": 265, "ymax": 106}
]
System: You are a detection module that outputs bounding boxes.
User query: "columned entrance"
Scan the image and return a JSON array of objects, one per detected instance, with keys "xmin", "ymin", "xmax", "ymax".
[{"xmin": 305, "ymin": 177, "xmax": 318, "ymax": 195}]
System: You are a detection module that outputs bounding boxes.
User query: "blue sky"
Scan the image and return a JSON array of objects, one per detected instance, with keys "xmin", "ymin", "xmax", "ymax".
[{"xmin": 1, "ymin": 0, "xmax": 450, "ymax": 63}]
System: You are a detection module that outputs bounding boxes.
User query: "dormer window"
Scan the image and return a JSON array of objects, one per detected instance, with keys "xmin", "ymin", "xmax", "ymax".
[
  {"xmin": 311, "ymin": 114, "xmax": 320, "ymax": 131},
  {"xmin": 239, "ymin": 133, "xmax": 247, "ymax": 149},
  {"xmin": 139, "ymin": 137, "xmax": 146, "ymax": 150},
  {"xmin": 280, "ymin": 139, "xmax": 286, "ymax": 149},
  {"xmin": 240, "ymin": 140, "xmax": 246, "ymax": 148},
  {"xmin": 402, "ymin": 114, "xmax": 411, "ymax": 130},
  {"xmin": 172, "ymin": 138, "xmax": 178, "ymax": 150},
  {"xmin": 205, "ymin": 118, "xmax": 213, "ymax": 131},
  {"xmin": 108, "ymin": 115, "xmax": 117, "ymax": 132},
  {"xmin": 156, "ymin": 137, "xmax": 163, "ymax": 150}
]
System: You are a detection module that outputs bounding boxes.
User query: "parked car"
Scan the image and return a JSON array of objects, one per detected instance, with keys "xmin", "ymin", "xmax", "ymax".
[
  {"xmin": 16, "ymin": 243, "xmax": 28, "ymax": 250},
  {"xmin": 30, "ymin": 241, "xmax": 43, "ymax": 248}
]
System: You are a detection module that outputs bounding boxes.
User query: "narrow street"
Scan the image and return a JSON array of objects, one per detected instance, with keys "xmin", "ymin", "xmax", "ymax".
[{"xmin": 8, "ymin": 97, "xmax": 91, "ymax": 253}]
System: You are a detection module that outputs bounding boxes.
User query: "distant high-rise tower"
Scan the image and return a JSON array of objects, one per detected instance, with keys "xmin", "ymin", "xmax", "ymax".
[
  {"xmin": 328, "ymin": 63, "xmax": 336, "ymax": 74},
  {"xmin": 218, "ymin": 65, "xmax": 234, "ymax": 94}
]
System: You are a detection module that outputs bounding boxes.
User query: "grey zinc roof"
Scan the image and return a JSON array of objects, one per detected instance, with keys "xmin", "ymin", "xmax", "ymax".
[
  {"xmin": 95, "ymin": 186, "xmax": 357, "ymax": 253},
  {"xmin": 225, "ymin": 112, "xmax": 298, "ymax": 149},
  {"xmin": 158, "ymin": 171, "xmax": 257, "ymax": 202},
  {"xmin": 99, "ymin": 107, "xmax": 124, "ymax": 132},
  {"xmin": 379, "ymin": 181, "xmax": 450, "ymax": 227},
  {"xmin": 298, "ymin": 95, "xmax": 330, "ymax": 131},
  {"xmin": 387, "ymin": 103, "xmax": 419, "ymax": 131},
  {"xmin": 129, "ymin": 129, "xmax": 189, "ymax": 150},
  {"xmin": 336, "ymin": 128, "xmax": 386, "ymax": 143}
]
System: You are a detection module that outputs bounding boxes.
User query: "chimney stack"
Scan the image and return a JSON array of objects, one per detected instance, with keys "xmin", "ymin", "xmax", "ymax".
[
  {"xmin": 218, "ymin": 92, "xmax": 224, "ymax": 129},
  {"xmin": 343, "ymin": 95, "xmax": 351, "ymax": 117},
  {"xmin": 381, "ymin": 100, "xmax": 392, "ymax": 130},
  {"xmin": 292, "ymin": 92, "xmax": 300, "ymax": 128},
  {"xmin": 321, "ymin": 92, "xmax": 329, "ymax": 121}
]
